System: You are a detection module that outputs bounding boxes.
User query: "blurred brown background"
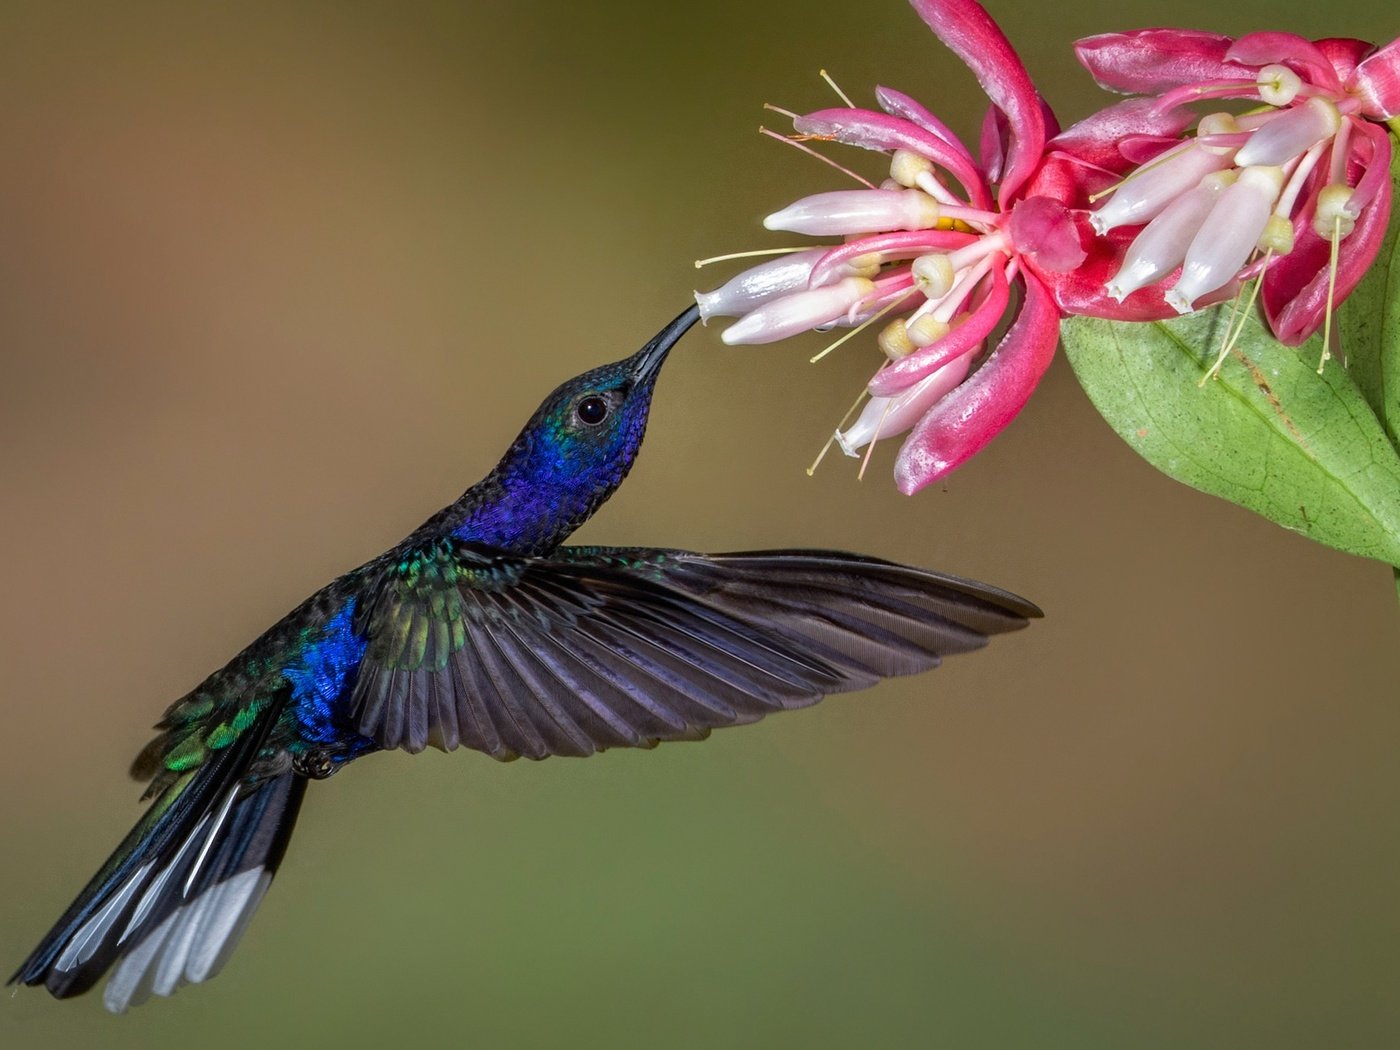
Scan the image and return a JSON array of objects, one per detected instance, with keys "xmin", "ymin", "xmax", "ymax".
[{"xmin": 2, "ymin": 1, "xmax": 1397, "ymax": 1047}]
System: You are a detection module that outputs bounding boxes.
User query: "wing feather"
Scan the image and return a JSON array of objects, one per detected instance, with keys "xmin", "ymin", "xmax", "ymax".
[{"xmin": 348, "ymin": 542, "xmax": 1040, "ymax": 759}]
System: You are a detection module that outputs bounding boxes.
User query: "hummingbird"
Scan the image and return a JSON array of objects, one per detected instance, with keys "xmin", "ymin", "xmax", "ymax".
[{"xmin": 10, "ymin": 304, "xmax": 1039, "ymax": 1012}]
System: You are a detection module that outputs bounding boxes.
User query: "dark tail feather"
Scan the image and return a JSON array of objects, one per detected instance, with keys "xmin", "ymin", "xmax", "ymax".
[{"xmin": 9, "ymin": 725, "xmax": 306, "ymax": 1012}]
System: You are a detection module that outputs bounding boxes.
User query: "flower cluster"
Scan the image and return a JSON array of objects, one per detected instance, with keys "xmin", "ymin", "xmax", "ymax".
[
  {"xmin": 1082, "ymin": 29, "xmax": 1399, "ymax": 346},
  {"xmin": 696, "ymin": 0, "xmax": 1399, "ymax": 493}
]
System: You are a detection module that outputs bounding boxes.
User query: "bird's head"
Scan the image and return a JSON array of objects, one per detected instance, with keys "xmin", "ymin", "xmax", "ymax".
[{"xmin": 482, "ymin": 305, "xmax": 699, "ymax": 547}]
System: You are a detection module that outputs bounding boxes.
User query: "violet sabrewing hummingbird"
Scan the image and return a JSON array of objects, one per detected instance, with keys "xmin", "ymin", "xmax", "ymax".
[{"xmin": 10, "ymin": 304, "xmax": 1040, "ymax": 1012}]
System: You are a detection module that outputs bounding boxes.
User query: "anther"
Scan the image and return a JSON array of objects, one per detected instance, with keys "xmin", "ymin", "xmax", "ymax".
[{"xmin": 1256, "ymin": 64, "xmax": 1303, "ymax": 108}]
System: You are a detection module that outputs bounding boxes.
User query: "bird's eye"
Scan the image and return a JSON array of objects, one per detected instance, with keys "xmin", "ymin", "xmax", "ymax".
[{"xmin": 575, "ymin": 395, "xmax": 609, "ymax": 427}]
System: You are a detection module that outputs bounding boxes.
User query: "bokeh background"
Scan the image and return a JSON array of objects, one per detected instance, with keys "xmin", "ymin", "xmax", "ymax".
[{"xmin": 2, "ymin": 1, "xmax": 1398, "ymax": 1046}]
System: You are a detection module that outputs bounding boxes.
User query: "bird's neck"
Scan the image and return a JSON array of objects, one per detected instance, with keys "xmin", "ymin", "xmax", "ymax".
[{"xmin": 447, "ymin": 435, "xmax": 632, "ymax": 556}]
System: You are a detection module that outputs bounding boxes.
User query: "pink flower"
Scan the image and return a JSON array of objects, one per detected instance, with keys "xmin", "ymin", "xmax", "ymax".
[
  {"xmin": 695, "ymin": 0, "xmax": 1083, "ymax": 494},
  {"xmin": 1073, "ymin": 29, "xmax": 1399, "ymax": 345}
]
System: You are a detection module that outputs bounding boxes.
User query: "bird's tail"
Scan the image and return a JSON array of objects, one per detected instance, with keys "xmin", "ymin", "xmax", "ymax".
[{"xmin": 9, "ymin": 715, "xmax": 305, "ymax": 1013}]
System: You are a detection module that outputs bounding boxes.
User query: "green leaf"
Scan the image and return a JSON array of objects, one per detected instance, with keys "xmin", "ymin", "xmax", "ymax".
[
  {"xmin": 1062, "ymin": 306, "xmax": 1400, "ymax": 568},
  {"xmin": 1339, "ymin": 131, "xmax": 1400, "ymax": 453}
]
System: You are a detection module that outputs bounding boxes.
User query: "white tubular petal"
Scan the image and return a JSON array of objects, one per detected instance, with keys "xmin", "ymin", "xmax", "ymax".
[
  {"xmin": 1167, "ymin": 166, "xmax": 1284, "ymax": 313},
  {"xmin": 1234, "ymin": 97, "xmax": 1341, "ymax": 167},
  {"xmin": 764, "ymin": 189, "xmax": 941, "ymax": 236},
  {"xmin": 720, "ymin": 277, "xmax": 875, "ymax": 344},
  {"xmin": 836, "ymin": 354, "xmax": 973, "ymax": 456},
  {"xmin": 1105, "ymin": 171, "xmax": 1236, "ymax": 301},
  {"xmin": 694, "ymin": 248, "xmax": 828, "ymax": 320},
  {"xmin": 1090, "ymin": 145, "xmax": 1230, "ymax": 235}
]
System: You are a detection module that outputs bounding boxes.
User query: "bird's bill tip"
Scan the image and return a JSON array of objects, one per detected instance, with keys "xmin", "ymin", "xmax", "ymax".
[{"xmin": 630, "ymin": 303, "xmax": 701, "ymax": 381}]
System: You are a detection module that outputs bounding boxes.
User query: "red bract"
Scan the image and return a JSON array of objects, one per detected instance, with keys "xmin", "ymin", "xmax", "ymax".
[
  {"xmin": 1072, "ymin": 27, "xmax": 1400, "ymax": 345},
  {"xmin": 695, "ymin": 0, "xmax": 1085, "ymax": 494}
]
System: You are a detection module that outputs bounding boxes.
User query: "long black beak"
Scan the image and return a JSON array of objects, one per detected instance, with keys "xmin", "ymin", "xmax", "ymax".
[{"xmin": 629, "ymin": 304, "xmax": 700, "ymax": 384}]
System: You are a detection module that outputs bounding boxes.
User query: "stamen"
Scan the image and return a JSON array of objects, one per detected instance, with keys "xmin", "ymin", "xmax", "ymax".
[
  {"xmin": 1318, "ymin": 218, "xmax": 1341, "ymax": 373},
  {"xmin": 915, "ymin": 170, "xmax": 964, "ymax": 209},
  {"xmin": 933, "ymin": 254, "xmax": 997, "ymax": 324},
  {"xmin": 1256, "ymin": 64, "xmax": 1302, "ymax": 107},
  {"xmin": 1196, "ymin": 112, "xmax": 1241, "ymax": 156},
  {"xmin": 912, "ymin": 254, "xmax": 956, "ymax": 299},
  {"xmin": 1200, "ymin": 259, "xmax": 1268, "ymax": 385},
  {"xmin": 807, "ymin": 386, "xmax": 870, "ymax": 475},
  {"xmin": 1313, "ymin": 185, "xmax": 1356, "ymax": 239},
  {"xmin": 878, "ymin": 318, "xmax": 916, "ymax": 360},
  {"xmin": 1329, "ymin": 117, "xmax": 1353, "ymax": 186},
  {"xmin": 1152, "ymin": 80, "xmax": 1264, "ymax": 114},
  {"xmin": 857, "ymin": 400, "xmax": 896, "ymax": 481},
  {"xmin": 819, "ymin": 69, "xmax": 856, "ymax": 109},
  {"xmin": 759, "ymin": 126, "xmax": 876, "ymax": 188},
  {"xmin": 694, "ymin": 246, "xmax": 814, "ymax": 269},
  {"xmin": 810, "ymin": 296, "xmax": 904, "ymax": 363},
  {"xmin": 1275, "ymin": 140, "xmax": 1327, "ymax": 218},
  {"xmin": 762, "ymin": 102, "xmax": 802, "ymax": 121}
]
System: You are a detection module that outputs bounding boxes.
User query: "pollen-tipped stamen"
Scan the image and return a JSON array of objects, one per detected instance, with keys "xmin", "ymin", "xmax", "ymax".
[
  {"xmin": 759, "ymin": 126, "xmax": 876, "ymax": 188},
  {"xmin": 807, "ymin": 384, "xmax": 871, "ymax": 476},
  {"xmin": 809, "ymin": 294, "xmax": 904, "ymax": 364},
  {"xmin": 1200, "ymin": 259, "xmax": 1269, "ymax": 385},
  {"xmin": 857, "ymin": 399, "xmax": 896, "ymax": 480},
  {"xmin": 818, "ymin": 69, "xmax": 856, "ymax": 109},
  {"xmin": 694, "ymin": 246, "xmax": 813, "ymax": 269},
  {"xmin": 1318, "ymin": 216, "xmax": 1343, "ymax": 373}
]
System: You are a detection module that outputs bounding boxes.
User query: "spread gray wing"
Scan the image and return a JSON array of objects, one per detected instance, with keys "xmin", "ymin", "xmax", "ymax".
[{"xmin": 348, "ymin": 542, "xmax": 1039, "ymax": 759}]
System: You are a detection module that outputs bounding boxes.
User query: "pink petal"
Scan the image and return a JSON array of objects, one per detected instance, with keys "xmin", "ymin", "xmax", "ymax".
[
  {"xmin": 1263, "ymin": 124, "xmax": 1392, "ymax": 345},
  {"xmin": 980, "ymin": 103, "xmax": 1007, "ymax": 185},
  {"xmin": 868, "ymin": 266, "xmax": 1011, "ymax": 396},
  {"xmin": 1037, "ymin": 95, "xmax": 1062, "ymax": 142},
  {"xmin": 1042, "ymin": 247, "xmax": 1169, "ymax": 320},
  {"xmin": 1010, "ymin": 195, "xmax": 1086, "ymax": 272},
  {"xmin": 1227, "ymin": 32, "xmax": 1342, "ymax": 93},
  {"xmin": 1018, "ymin": 151, "xmax": 1114, "ymax": 213},
  {"xmin": 893, "ymin": 273, "xmax": 1060, "ymax": 492},
  {"xmin": 908, "ymin": 0, "xmax": 1047, "ymax": 206},
  {"xmin": 808, "ymin": 230, "xmax": 978, "ymax": 287},
  {"xmin": 1348, "ymin": 37, "xmax": 1400, "ymax": 119},
  {"xmin": 793, "ymin": 107, "xmax": 992, "ymax": 210},
  {"xmin": 838, "ymin": 354, "xmax": 974, "ymax": 454},
  {"xmin": 1349, "ymin": 118, "xmax": 1392, "ymax": 212},
  {"xmin": 1050, "ymin": 97, "xmax": 1194, "ymax": 171},
  {"xmin": 1025, "ymin": 213, "xmax": 1179, "ymax": 321},
  {"xmin": 1317, "ymin": 37, "xmax": 1375, "ymax": 84},
  {"xmin": 1074, "ymin": 29, "xmax": 1244, "ymax": 94},
  {"xmin": 875, "ymin": 85, "xmax": 978, "ymax": 168},
  {"xmin": 1119, "ymin": 136, "xmax": 1193, "ymax": 166}
]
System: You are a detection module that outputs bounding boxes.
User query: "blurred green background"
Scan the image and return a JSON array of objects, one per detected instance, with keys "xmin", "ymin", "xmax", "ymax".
[{"xmin": 2, "ymin": 1, "xmax": 1398, "ymax": 1047}]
